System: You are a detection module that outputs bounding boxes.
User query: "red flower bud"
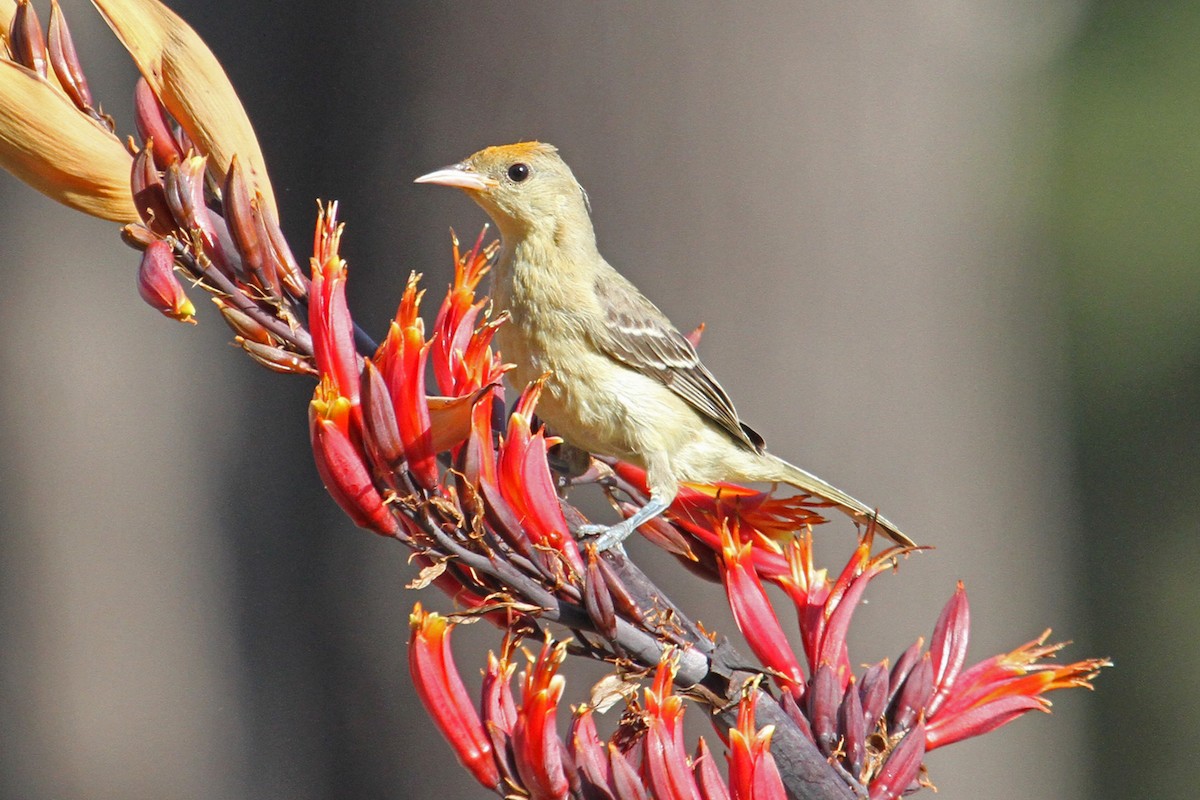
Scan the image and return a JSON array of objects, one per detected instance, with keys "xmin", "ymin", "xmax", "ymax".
[{"xmin": 136, "ymin": 239, "xmax": 195, "ymax": 323}]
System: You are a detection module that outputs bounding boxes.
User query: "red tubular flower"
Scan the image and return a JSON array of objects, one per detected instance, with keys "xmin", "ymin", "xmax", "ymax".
[
  {"xmin": 642, "ymin": 656, "xmax": 701, "ymax": 800},
  {"xmin": 375, "ymin": 273, "xmax": 438, "ymax": 490},
  {"xmin": 568, "ymin": 708, "xmax": 612, "ymax": 796},
  {"xmin": 495, "ymin": 380, "xmax": 585, "ymax": 576},
  {"xmin": 482, "ymin": 649, "xmax": 518, "ymax": 739},
  {"xmin": 408, "ymin": 605, "xmax": 501, "ymax": 791},
  {"xmin": 718, "ymin": 522, "xmax": 805, "ymax": 697},
  {"xmin": 727, "ymin": 695, "xmax": 786, "ymax": 800},
  {"xmin": 693, "ymin": 738, "xmax": 732, "ymax": 800},
  {"xmin": 309, "ymin": 205, "xmax": 360, "ymax": 406},
  {"xmin": 609, "ymin": 745, "xmax": 650, "ymax": 800},
  {"xmin": 431, "ymin": 227, "xmax": 504, "ymax": 397},
  {"xmin": 781, "ymin": 529, "xmax": 909, "ymax": 688},
  {"xmin": 923, "ymin": 610, "xmax": 1109, "ymax": 750},
  {"xmin": 511, "ymin": 638, "xmax": 571, "ymax": 800},
  {"xmin": 609, "ymin": 461, "xmax": 821, "ymax": 578},
  {"xmin": 309, "ymin": 376, "xmax": 398, "ymax": 536},
  {"xmin": 137, "ymin": 238, "xmax": 195, "ymax": 323}
]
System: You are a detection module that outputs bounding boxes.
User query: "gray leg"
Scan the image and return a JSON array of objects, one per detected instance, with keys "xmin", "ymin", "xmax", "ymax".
[{"xmin": 577, "ymin": 495, "xmax": 672, "ymax": 552}]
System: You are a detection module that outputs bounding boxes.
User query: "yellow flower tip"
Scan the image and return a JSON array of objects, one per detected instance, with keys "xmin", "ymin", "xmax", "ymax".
[{"xmin": 168, "ymin": 295, "xmax": 197, "ymax": 324}]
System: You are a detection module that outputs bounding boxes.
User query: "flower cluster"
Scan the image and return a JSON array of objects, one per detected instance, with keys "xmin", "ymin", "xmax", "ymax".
[
  {"xmin": 407, "ymin": 525, "xmax": 1107, "ymax": 800},
  {"xmin": 410, "ymin": 607, "xmax": 795, "ymax": 800},
  {"xmin": 0, "ymin": 2, "xmax": 1109, "ymax": 799}
]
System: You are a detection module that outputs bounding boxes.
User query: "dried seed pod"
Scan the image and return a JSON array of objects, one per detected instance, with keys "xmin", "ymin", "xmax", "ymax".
[
  {"xmin": 214, "ymin": 297, "xmax": 271, "ymax": 344},
  {"xmin": 238, "ymin": 338, "xmax": 315, "ymax": 375}
]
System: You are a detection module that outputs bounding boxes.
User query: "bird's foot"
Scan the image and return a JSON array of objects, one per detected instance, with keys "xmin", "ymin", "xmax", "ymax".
[
  {"xmin": 576, "ymin": 520, "xmax": 638, "ymax": 552},
  {"xmin": 575, "ymin": 496, "xmax": 671, "ymax": 552}
]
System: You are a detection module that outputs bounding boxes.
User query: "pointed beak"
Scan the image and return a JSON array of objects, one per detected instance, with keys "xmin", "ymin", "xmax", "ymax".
[{"xmin": 413, "ymin": 164, "xmax": 496, "ymax": 192}]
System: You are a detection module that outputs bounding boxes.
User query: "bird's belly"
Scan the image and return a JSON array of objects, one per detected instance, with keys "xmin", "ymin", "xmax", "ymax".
[{"xmin": 499, "ymin": 325, "xmax": 679, "ymax": 466}]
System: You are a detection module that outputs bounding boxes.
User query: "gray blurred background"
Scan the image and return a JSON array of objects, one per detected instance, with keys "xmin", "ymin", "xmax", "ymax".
[{"xmin": 0, "ymin": 1, "xmax": 1187, "ymax": 798}]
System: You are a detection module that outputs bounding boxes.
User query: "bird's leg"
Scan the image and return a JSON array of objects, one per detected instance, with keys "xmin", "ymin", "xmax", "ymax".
[{"xmin": 577, "ymin": 494, "xmax": 672, "ymax": 552}]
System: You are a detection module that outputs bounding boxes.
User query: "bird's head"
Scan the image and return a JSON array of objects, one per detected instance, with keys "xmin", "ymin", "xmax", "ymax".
[{"xmin": 415, "ymin": 142, "xmax": 591, "ymax": 239}]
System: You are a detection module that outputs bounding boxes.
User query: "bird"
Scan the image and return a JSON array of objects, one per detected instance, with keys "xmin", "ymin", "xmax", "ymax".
[{"xmin": 415, "ymin": 142, "xmax": 912, "ymax": 550}]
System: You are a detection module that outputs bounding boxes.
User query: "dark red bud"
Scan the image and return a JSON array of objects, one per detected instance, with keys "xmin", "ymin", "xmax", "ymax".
[
  {"xmin": 858, "ymin": 662, "xmax": 890, "ymax": 734},
  {"xmin": 260, "ymin": 203, "xmax": 308, "ymax": 298},
  {"xmin": 477, "ymin": 478, "xmax": 534, "ymax": 559},
  {"xmin": 583, "ymin": 548, "xmax": 617, "ymax": 639},
  {"xmin": 839, "ymin": 678, "xmax": 866, "ymax": 780},
  {"xmin": 360, "ymin": 359, "xmax": 405, "ymax": 475},
  {"xmin": 891, "ymin": 654, "xmax": 933, "ymax": 734},
  {"xmin": 928, "ymin": 581, "xmax": 970, "ymax": 717},
  {"xmin": 133, "ymin": 78, "xmax": 183, "ymax": 168},
  {"xmin": 224, "ymin": 155, "xmax": 279, "ymax": 295},
  {"xmin": 11, "ymin": 0, "xmax": 48, "ymax": 78},
  {"xmin": 47, "ymin": 0, "xmax": 92, "ymax": 112},
  {"xmin": 777, "ymin": 691, "xmax": 814, "ymax": 743},
  {"xmin": 165, "ymin": 158, "xmax": 234, "ymax": 279},
  {"xmin": 868, "ymin": 720, "xmax": 925, "ymax": 800},
  {"xmin": 591, "ymin": 546, "xmax": 644, "ymax": 625},
  {"xmin": 808, "ymin": 663, "xmax": 843, "ymax": 757},
  {"xmin": 131, "ymin": 146, "xmax": 176, "ymax": 236},
  {"xmin": 887, "ymin": 640, "xmax": 924, "ymax": 710}
]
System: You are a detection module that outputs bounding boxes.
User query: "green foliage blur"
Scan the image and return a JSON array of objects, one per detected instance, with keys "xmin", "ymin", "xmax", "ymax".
[{"xmin": 1056, "ymin": 3, "xmax": 1200, "ymax": 797}]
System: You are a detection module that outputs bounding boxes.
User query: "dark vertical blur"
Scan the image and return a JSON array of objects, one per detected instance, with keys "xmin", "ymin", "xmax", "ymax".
[
  {"xmin": 5, "ymin": 2, "xmax": 1175, "ymax": 799},
  {"xmin": 1054, "ymin": 3, "xmax": 1200, "ymax": 799}
]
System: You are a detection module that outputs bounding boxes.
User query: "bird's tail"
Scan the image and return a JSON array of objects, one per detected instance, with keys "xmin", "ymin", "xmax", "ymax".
[{"xmin": 763, "ymin": 453, "xmax": 914, "ymax": 547}]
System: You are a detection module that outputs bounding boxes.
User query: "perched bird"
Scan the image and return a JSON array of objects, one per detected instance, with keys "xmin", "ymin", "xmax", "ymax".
[{"xmin": 415, "ymin": 142, "xmax": 912, "ymax": 549}]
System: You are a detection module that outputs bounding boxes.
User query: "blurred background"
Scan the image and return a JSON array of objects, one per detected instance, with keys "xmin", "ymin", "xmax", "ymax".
[{"xmin": 0, "ymin": 1, "xmax": 1189, "ymax": 798}]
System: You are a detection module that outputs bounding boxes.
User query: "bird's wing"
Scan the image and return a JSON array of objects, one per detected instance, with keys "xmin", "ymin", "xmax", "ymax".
[{"xmin": 592, "ymin": 272, "xmax": 765, "ymax": 452}]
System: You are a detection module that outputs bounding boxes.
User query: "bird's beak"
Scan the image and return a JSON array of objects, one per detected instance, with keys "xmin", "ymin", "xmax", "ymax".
[{"xmin": 413, "ymin": 164, "xmax": 496, "ymax": 192}]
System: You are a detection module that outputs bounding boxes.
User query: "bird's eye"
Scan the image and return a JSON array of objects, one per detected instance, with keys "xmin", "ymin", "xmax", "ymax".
[{"xmin": 507, "ymin": 163, "xmax": 530, "ymax": 182}]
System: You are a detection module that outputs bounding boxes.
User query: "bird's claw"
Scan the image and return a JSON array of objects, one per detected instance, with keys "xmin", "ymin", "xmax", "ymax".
[{"xmin": 575, "ymin": 521, "xmax": 636, "ymax": 553}]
